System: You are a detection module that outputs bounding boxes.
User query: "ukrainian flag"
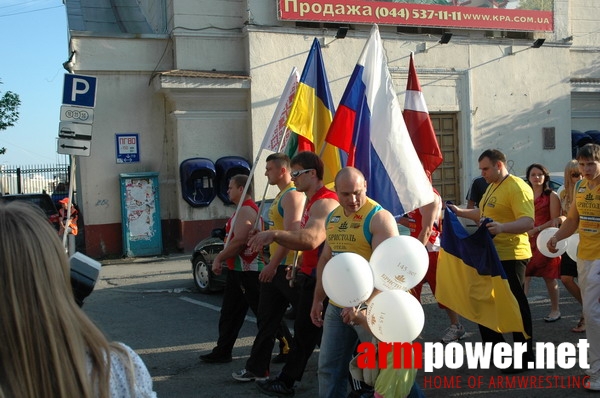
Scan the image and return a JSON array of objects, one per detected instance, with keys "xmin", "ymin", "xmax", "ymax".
[
  {"xmin": 436, "ymin": 205, "xmax": 527, "ymax": 335},
  {"xmin": 286, "ymin": 38, "xmax": 343, "ymax": 186}
]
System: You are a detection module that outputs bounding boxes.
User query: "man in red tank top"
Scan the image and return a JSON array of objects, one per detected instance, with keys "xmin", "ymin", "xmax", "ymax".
[{"xmin": 199, "ymin": 175, "xmax": 263, "ymax": 364}]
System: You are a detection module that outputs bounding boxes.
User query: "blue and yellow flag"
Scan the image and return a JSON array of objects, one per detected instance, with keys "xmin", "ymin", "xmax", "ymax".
[
  {"xmin": 286, "ymin": 38, "xmax": 343, "ymax": 186},
  {"xmin": 436, "ymin": 205, "xmax": 527, "ymax": 336}
]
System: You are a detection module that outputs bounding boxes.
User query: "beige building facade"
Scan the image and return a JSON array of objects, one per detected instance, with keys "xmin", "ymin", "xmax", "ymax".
[{"xmin": 63, "ymin": 0, "xmax": 600, "ymax": 257}]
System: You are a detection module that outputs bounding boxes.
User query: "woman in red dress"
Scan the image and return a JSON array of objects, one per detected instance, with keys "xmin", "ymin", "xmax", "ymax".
[{"xmin": 524, "ymin": 163, "xmax": 562, "ymax": 322}]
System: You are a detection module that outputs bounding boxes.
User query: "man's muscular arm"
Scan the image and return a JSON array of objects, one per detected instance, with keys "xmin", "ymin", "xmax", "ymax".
[
  {"xmin": 311, "ymin": 242, "xmax": 332, "ymax": 327},
  {"xmin": 417, "ymin": 195, "xmax": 441, "ymax": 246},
  {"xmin": 249, "ymin": 197, "xmax": 338, "ymax": 252}
]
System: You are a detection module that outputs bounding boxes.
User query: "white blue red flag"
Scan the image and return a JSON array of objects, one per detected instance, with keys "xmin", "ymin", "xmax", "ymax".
[{"xmin": 326, "ymin": 25, "xmax": 434, "ymax": 216}]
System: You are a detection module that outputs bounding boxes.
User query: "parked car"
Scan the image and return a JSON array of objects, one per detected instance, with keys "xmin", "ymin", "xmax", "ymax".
[
  {"xmin": 548, "ymin": 172, "xmax": 565, "ymax": 192},
  {"xmin": 0, "ymin": 193, "xmax": 61, "ymax": 230},
  {"xmin": 191, "ymin": 199, "xmax": 273, "ymax": 293}
]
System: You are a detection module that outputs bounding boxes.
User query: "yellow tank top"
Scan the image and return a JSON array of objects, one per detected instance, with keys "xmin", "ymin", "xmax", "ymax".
[
  {"xmin": 325, "ymin": 198, "xmax": 382, "ymax": 261},
  {"xmin": 268, "ymin": 183, "xmax": 298, "ymax": 265},
  {"xmin": 575, "ymin": 179, "xmax": 600, "ymax": 260}
]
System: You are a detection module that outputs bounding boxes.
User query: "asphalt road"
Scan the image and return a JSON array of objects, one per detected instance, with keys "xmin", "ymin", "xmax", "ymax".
[{"xmin": 83, "ymin": 254, "xmax": 593, "ymax": 397}]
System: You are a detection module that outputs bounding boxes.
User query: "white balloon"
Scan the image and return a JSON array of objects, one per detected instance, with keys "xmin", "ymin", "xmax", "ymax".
[
  {"xmin": 366, "ymin": 290, "xmax": 424, "ymax": 343},
  {"xmin": 369, "ymin": 236, "xmax": 428, "ymax": 291},
  {"xmin": 566, "ymin": 233, "xmax": 579, "ymax": 261},
  {"xmin": 536, "ymin": 227, "xmax": 567, "ymax": 258},
  {"xmin": 322, "ymin": 252, "xmax": 374, "ymax": 307}
]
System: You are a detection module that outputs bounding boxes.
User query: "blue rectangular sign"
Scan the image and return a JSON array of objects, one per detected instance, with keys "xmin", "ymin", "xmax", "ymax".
[
  {"xmin": 62, "ymin": 74, "xmax": 97, "ymax": 108},
  {"xmin": 116, "ymin": 133, "xmax": 140, "ymax": 163}
]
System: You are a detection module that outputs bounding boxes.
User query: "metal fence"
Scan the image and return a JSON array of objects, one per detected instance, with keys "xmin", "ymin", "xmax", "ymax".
[{"xmin": 0, "ymin": 163, "xmax": 70, "ymax": 195}]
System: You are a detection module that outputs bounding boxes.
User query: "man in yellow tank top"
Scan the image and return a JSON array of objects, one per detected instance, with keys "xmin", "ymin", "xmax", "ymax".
[
  {"xmin": 232, "ymin": 153, "xmax": 304, "ymax": 382},
  {"xmin": 548, "ymin": 143, "xmax": 600, "ymax": 391},
  {"xmin": 311, "ymin": 167, "xmax": 401, "ymax": 398}
]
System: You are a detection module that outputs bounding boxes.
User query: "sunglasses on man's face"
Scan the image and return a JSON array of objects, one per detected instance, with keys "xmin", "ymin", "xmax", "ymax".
[
  {"xmin": 571, "ymin": 173, "xmax": 582, "ymax": 178},
  {"xmin": 291, "ymin": 169, "xmax": 314, "ymax": 178}
]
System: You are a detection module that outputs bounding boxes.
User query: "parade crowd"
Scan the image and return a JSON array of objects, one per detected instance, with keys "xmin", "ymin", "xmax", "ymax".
[{"xmin": 1, "ymin": 144, "xmax": 599, "ymax": 398}]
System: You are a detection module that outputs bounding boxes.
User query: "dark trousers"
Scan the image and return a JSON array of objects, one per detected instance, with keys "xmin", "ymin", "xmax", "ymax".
[
  {"xmin": 211, "ymin": 270, "xmax": 261, "ymax": 357},
  {"xmin": 246, "ymin": 266, "xmax": 299, "ymax": 376},
  {"xmin": 478, "ymin": 259, "xmax": 533, "ymax": 358},
  {"xmin": 280, "ymin": 272, "xmax": 326, "ymax": 383}
]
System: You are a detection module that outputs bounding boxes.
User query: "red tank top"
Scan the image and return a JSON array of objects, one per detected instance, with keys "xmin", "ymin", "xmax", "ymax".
[{"xmin": 225, "ymin": 199, "xmax": 260, "ymax": 270}]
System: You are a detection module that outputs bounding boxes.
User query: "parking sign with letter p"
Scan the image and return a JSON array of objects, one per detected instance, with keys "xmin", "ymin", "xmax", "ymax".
[{"xmin": 62, "ymin": 74, "xmax": 97, "ymax": 108}]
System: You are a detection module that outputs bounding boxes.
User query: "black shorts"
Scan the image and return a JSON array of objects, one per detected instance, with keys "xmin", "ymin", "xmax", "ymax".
[{"xmin": 560, "ymin": 254, "xmax": 578, "ymax": 277}]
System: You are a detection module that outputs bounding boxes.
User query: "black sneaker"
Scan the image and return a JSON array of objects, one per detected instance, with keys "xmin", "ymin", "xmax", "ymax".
[
  {"xmin": 256, "ymin": 379, "xmax": 295, "ymax": 396},
  {"xmin": 199, "ymin": 352, "xmax": 232, "ymax": 363}
]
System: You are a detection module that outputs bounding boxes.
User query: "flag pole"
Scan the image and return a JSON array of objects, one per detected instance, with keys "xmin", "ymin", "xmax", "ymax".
[{"xmin": 224, "ymin": 68, "xmax": 299, "ymax": 246}]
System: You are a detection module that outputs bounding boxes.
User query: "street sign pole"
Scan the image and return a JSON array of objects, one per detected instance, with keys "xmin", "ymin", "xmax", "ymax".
[
  {"xmin": 58, "ymin": 73, "xmax": 97, "ymax": 157},
  {"xmin": 58, "ymin": 72, "xmax": 96, "ymax": 251}
]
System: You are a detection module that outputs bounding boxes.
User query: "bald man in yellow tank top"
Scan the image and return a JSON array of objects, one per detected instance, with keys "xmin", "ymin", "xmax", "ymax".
[{"xmin": 311, "ymin": 167, "xmax": 400, "ymax": 398}]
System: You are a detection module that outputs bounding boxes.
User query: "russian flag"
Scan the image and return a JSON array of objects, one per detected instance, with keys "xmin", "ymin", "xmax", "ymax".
[
  {"xmin": 326, "ymin": 25, "xmax": 434, "ymax": 217},
  {"xmin": 436, "ymin": 205, "xmax": 527, "ymax": 336},
  {"xmin": 286, "ymin": 38, "xmax": 343, "ymax": 185},
  {"xmin": 403, "ymin": 53, "xmax": 443, "ymax": 177}
]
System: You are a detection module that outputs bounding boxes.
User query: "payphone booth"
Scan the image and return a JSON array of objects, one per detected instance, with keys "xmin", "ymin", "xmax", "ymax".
[
  {"xmin": 215, "ymin": 156, "xmax": 251, "ymax": 205},
  {"xmin": 179, "ymin": 158, "xmax": 217, "ymax": 207}
]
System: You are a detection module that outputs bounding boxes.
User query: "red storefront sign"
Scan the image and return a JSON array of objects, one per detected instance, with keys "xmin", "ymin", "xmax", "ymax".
[{"xmin": 278, "ymin": 0, "xmax": 553, "ymax": 32}]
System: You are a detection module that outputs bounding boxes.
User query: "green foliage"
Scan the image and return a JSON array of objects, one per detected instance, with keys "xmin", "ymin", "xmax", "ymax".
[
  {"xmin": 0, "ymin": 90, "xmax": 21, "ymax": 131},
  {"xmin": 0, "ymin": 79, "xmax": 21, "ymax": 155}
]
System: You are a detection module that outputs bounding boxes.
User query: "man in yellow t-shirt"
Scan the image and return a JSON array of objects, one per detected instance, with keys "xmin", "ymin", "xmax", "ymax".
[
  {"xmin": 451, "ymin": 149, "xmax": 534, "ymax": 373},
  {"xmin": 548, "ymin": 143, "xmax": 600, "ymax": 391}
]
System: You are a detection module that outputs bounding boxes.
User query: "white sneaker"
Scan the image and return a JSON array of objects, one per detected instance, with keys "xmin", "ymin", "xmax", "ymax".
[
  {"xmin": 585, "ymin": 372, "xmax": 600, "ymax": 390},
  {"xmin": 231, "ymin": 369, "xmax": 267, "ymax": 382},
  {"xmin": 441, "ymin": 324, "xmax": 466, "ymax": 344}
]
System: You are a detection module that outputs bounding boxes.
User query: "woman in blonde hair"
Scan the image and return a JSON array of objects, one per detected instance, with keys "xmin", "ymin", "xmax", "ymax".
[
  {"xmin": 0, "ymin": 201, "xmax": 156, "ymax": 398},
  {"xmin": 557, "ymin": 159, "xmax": 585, "ymax": 332}
]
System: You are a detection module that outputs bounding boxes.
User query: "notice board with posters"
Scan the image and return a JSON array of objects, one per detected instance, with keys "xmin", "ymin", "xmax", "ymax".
[
  {"xmin": 278, "ymin": 0, "xmax": 553, "ymax": 32},
  {"xmin": 119, "ymin": 172, "xmax": 163, "ymax": 257}
]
